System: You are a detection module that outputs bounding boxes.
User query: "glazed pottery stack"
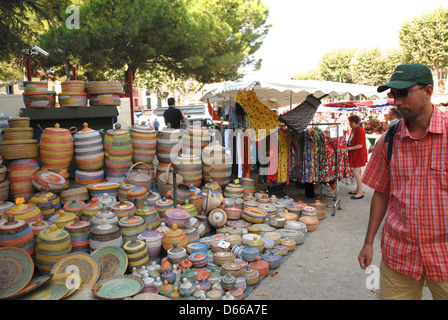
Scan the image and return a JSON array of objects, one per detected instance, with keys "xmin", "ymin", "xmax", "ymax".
[
  {"xmin": 104, "ymin": 123, "xmax": 133, "ymax": 182},
  {"xmin": 0, "ymin": 160, "xmax": 7, "ymax": 201},
  {"xmin": 38, "ymin": 123, "xmax": 74, "ymax": 189},
  {"xmin": 182, "ymin": 125, "xmax": 211, "ymax": 158},
  {"xmin": 58, "ymin": 80, "xmax": 88, "ymax": 107},
  {"xmin": 0, "ymin": 117, "xmax": 39, "ymax": 201},
  {"xmin": 73, "ymin": 122, "xmax": 105, "ymax": 186},
  {"xmin": 87, "ymin": 81, "xmax": 123, "ymax": 106},
  {"xmin": 130, "ymin": 125, "xmax": 156, "ymax": 188},
  {"xmin": 22, "ymin": 81, "xmax": 56, "ymax": 108},
  {"xmin": 202, "ymin": 141, "xmax": 232, "ymax": 187}
]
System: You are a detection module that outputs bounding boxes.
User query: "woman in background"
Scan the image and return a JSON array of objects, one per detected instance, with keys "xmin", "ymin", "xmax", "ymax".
[{"xmin": 347, "ymin": 114, "xmax": 368, "ymax": 199}]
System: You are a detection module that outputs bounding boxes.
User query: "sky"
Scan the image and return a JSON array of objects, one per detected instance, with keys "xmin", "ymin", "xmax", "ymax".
[{"xmin": 253, "ymin": 0, "xmax": 448, "ymax": 79}]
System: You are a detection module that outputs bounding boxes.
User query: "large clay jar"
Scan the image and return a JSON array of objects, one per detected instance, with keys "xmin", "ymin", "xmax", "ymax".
[
  {"xmin": 202, "ymin": 141, "xmax": 232, "ymax": 187},
  {"xmin": 35, "ymin": 224, "xmax": 72, "ymax": 274},
  {"xmin": 104, "ymin": 123, "xmax": 133, "ymax": 182},
  {"xmin": 123, "ymin": 239, "xmax": 150, "ymax": 273},
  {"xmin": 39, "ymin": 123, "xmax": 74, "ymax": 171},
  {"xmin": 0, "ymin": 215, "xmax": 35, "ymax": 256},
  {"xmin": 73, "ymin": 122, "xmax": 104, "ymax": 172},
  {"xmin": 162, "ymin": 223, "xmax": 188, "ymax": 251},
  {"xmin": 173, "ymin": 153, "xmax": 202, "ymax": 187},
  {"xmin": 130, "ymin": 125, "xmax": 156, "ymax": 164}
]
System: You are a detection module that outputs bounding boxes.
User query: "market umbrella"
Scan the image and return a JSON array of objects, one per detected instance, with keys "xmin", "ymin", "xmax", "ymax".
[{"xmin": 200, "ymin": 79, "xmax": 385, "ymax": 109}]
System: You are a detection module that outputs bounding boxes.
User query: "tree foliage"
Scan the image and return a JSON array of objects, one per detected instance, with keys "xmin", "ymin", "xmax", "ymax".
[
  {"xmin": 318, "ymin": 48, "xmax": 356, "ymax": 83},
  {"xmin": 38, "ymin": 0, "xmax": 270, "ymax": 90},
  {"xmin": 350, "ymin": 48, "xmax": 403, "ymax": 86},
  {"xmin": 399, "ymin": 6, "xmax": 448, "ymax": 81}
]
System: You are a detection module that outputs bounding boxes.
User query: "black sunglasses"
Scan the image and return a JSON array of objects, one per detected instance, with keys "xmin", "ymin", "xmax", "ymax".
[{"xmin": 387, "ymin": 85, "xmax": 427, "ymax": 99}]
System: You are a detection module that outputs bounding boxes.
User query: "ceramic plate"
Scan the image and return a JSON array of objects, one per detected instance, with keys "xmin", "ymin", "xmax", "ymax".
[
  {"xmin": 6, "ymin": 274, "xmax": 53, "ymax": 299},
  {"xmin": 51, "ymin": 252, "xmax": 100, "ymax": 288},
  {"xmin": 91, "ymin": 245, "xmax": 128, "ymax": 281},
  {"xmin": 92, "ymin": 275, "xmax": 144, "ymax": 300},
  {"xmin": 18, "ymin": 281, "xmax": 68, "ymax": 300},
  {"xmin": 51, "ymin": 272, "xmax": 82, "ymax": 299},
  {"xmin": 0, "ymin": 247, "xmax": 34, "ymax": 299}
]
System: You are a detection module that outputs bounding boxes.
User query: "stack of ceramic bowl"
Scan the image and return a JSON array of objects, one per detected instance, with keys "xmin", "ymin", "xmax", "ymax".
[
  {"xmin": 22, "ymin": 81, "xmax": 56, "ymax": 108},
  {"xmin": 58, "ymin": 80, "xmax": 87, "ymax": 107},
  {"xmin": 87, "ymin": 81, "xmax": 123, "ymax": 106},
  {"xmin": 0, "ymin": 117, "xmax": 39, "ymax": 201}
]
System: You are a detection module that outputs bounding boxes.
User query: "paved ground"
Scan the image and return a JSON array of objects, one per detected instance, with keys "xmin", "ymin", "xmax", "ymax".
[{"xmin": 245, "ymin": 181, "xmax": 433, "ymax": 300}]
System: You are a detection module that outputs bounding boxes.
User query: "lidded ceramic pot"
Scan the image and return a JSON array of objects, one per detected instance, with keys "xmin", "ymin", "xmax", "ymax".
[
  {"xmin": 242, "ymin": 265, "xmax": 259, "ymax": 286},
  {"xmin": 91, "ymin": 206, "xmax": 119, "ymax": 228},
  {"xmin": 167, "ymin": 242, "xmax": 188, "ymax": 264},
  {"xmin": 224, "ymin": 204, "xmax": 243, "ymax": 220},
  {"xmin": 97, "ymin": 192, "xmax": 117, "ymax": 209},
  {"xmin": 137, "ymin": 226, "xmax": 163, "ymax": 258},
  {"xmin": 164, "ymin": 205, "xmax": 190, "ymax": 229},
  {"xmin": 80, "ymin": 197, "xmax": 102, "ymax": 222},
  {"xmin": 135, "ymin": 202, "xmax": 160, "ymax": 229},
  {"xmin": 261, "ymin": 250, "xmax": 282, "ymax": 269},
  {"xmin": 3, "ymin": 198, "xmax": 43, "ymax": 225},
  {"xmin": 208, "ymin": 208, "xmax": 227, "ymax": 228},
  {"xmin": 89, "ymin": 218, "xmax": 123, "ymax": 251},
  {"xmin": 118, "ymin": 212, "xmax": 147, "ymax": 243},
  {"xmin": 35, "ymin": 224, "xmax": 72, "ymax": 274},
  {"xmin": 241, "ymin": 244, "xmax": 260, "ymax": 262},
  {"xmin": 63, "ymin": 198, "xmax": 85, "ymax": 217},
  {"xmin": 162, "ymin": 223, "xmax": 188, "ymax": 251},
  {"xmin": 249, "ymin": 256, "xmax": 269, "ymax": 277},
  {"xmin": 0, "ymin": 215, "xmax": 35, "ymax": 256},
  {"xmin": 110, "ymin": 199, "xmax": 136, "ymax": 219}
]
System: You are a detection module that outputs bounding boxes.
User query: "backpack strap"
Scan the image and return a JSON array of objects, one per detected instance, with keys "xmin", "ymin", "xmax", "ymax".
[{"xmin": 385, "ymin": 122, "xmax": 400, "ymax": 161}]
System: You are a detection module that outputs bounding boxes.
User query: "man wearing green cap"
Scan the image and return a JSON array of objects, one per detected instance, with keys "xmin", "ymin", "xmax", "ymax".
[{"xmin": 359, "ymin": 63, "xmax": 448, "ymax": 299}]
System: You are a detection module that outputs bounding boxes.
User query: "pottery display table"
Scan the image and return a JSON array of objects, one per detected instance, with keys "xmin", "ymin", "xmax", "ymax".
[{"xmin": 19, "ymin": 106, "xmax": 118, "ymax": 138}]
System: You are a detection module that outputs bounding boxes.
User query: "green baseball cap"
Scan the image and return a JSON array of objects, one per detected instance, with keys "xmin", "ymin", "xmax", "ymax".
[{"xmin": 377, "ymin": 63, "xmax": 434, "ymax": 92}]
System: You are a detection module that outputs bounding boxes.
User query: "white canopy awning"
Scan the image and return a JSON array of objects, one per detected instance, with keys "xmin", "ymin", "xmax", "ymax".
[{"xmin": 200, "ymin": 79, "xmax": 387, "ymax": 109}]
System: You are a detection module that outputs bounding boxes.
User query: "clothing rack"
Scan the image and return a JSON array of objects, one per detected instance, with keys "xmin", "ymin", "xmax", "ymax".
[{"xmin": 310, "ymin": 122, "xmax": 343, "ymax": 216}]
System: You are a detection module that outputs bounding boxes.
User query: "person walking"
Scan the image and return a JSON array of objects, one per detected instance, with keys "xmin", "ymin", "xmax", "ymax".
[
  {"xmin": 163, "ymin": 97, "xmax": 185, "ymax": 129},
  {"xmin": 346, "ymin": 114, "xmax": 368, "ymax": 199},
  {"xmin": 358, "ymin": 63, "xmax": 448, "ymax": 300},
  {"xmin": 388, "ymin": 107, "xmax": 402, "ymax": 129}
]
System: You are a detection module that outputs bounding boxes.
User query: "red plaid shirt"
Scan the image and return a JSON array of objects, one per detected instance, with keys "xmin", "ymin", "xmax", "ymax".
[{"xmin": 363, "ymin": 106, "xmax": 448, "ymax": 282}]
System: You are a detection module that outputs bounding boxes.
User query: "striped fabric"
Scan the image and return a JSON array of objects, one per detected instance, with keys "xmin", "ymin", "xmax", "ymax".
[{"xmin": 363, "ymin": 106, "xmax": 448, "ymax": 282}]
